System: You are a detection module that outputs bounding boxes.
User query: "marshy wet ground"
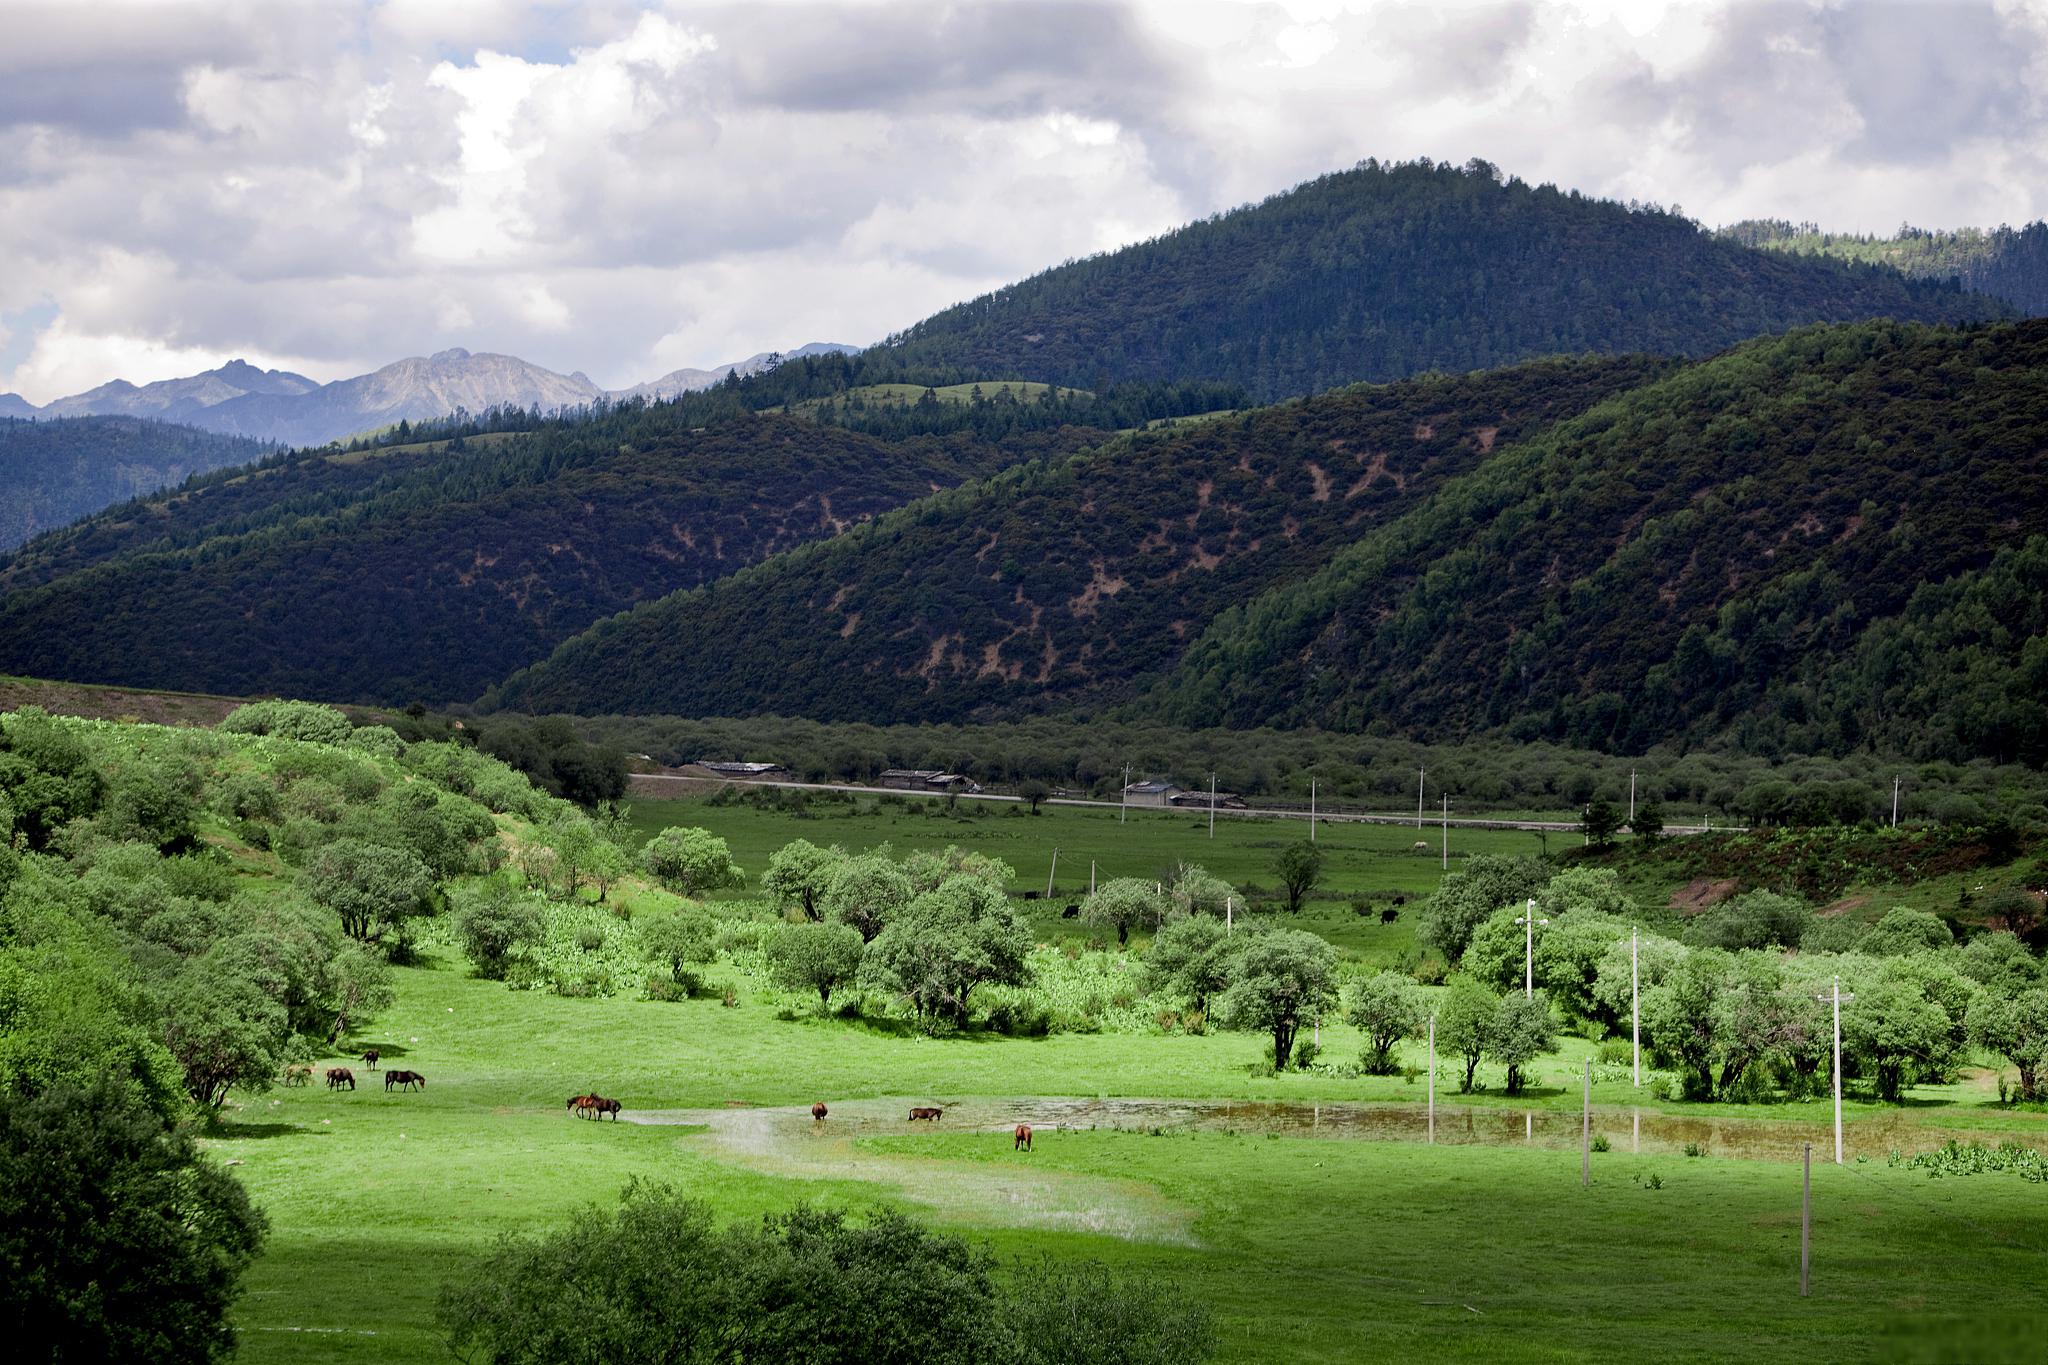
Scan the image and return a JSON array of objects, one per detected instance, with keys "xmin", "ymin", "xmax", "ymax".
[{"xmin": 624, "ymin": 1095, "xmax": 2046, "ymax": 1244}]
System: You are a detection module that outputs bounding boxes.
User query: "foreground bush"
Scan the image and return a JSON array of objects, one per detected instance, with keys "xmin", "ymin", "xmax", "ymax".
[
  {"xmin": 0, "ymin": 1080, "xmax": 267, "ymax": 1363},
  {"xmin": 437, "ymin": 1182, "xmax": 1212, "ymax": 1364}
]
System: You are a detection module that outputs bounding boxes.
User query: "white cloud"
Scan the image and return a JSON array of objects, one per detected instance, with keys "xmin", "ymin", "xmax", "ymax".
[{"xmin": 0, "ymin": 0, "xmax": 2045, "ymax": 403}]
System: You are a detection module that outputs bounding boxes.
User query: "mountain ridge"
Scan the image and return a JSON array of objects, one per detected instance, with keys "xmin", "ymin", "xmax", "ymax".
[{"xmin": 5, "ymin": 342, "xmax": 859, "ymax": 448}]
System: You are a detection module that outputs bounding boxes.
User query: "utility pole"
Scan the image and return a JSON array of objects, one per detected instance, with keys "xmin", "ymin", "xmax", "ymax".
[
  {"xmin": 1090, "ymin": 860, "xmax": 1096, "ymax": 895},
  {"xmin": 1209, "ymin": 772, "xmax": 1217, "ymax": 840},
  {"xmin": 1225, "ymin": 895, "xmax": 1234, "ymax": 936},
  {"xmin": 1441, "ymin": 794, "xmax": 1449, "ymax": 870},
  {"xmin": 1427, "ymin": 1014, "xmax": 1436, "ymax": 1144},
  {"xmin": 1892, "ymin": 776, "xmax": 1901, "ymax": 828},
  {"xmin": 1515, "ymin": 899, "xmax": 1548, "ymax": 999},
  {"xmin": 1629, "ymin": 769, "xmax": 1637, "ymax": 824},
  {"xmin": 1417, "ymin": 767, "xmax": 1426, "ymax": 830},
  {"xmin": 1046, "ymin": 848, "xmax": 1059, "ymax": 900},
  {"xmin": 1631, "ymin": 925, "xmax": 1641, "ymax": 1088},
  {"xmin": 1801, "ymin": 1143, "xmax": 1812, "ymax": 1297},
  {"xmin": 1120, "ymin": 764, "xmax": 1130, "ymax": 825},
  {"xmin": 1814, "ymin": 976, "xmax": 1855, "ymax": 1164},
  {"xmin": 1582, "ymin": 1059, "xmax": 1592, "ymax": 1188},
  {"xmin": 1310, "ymin": 777, "xmax": 1317, "ymax": 844}
]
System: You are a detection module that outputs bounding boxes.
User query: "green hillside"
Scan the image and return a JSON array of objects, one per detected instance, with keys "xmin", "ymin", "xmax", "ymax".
[
  {"xmin": 489, "ymin": 355, "xmax": 1669, "ymax": 720},
  {"xmin": 0, "ymin": 415, "xmax": 276, "ymax": 551},
  {"xmin": 1723, "ymin": 219, "xmax": 2048, "ymax": 316},
  {"xmin": 1148, "ymin": 319, "xmax": 2048, "ymax": 765},
  {"xmin": 0, "ymin": 410, "xmax": 1103, "ymax": 705},
  {"xmin": 874, "ymin": 159, "xmax": 2008, "ymax": 401}
]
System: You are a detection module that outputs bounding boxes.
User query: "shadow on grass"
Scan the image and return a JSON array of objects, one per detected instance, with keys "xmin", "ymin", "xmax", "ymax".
[{"xmin": 209, "ymin": 1120, "xmax": 311, "ymax": 1140}]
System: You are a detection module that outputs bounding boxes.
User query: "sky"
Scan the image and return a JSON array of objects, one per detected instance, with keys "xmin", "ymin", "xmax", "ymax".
[{"xmin": 2, "ymin": 0, "xmax": 2044, "ymax": 403}]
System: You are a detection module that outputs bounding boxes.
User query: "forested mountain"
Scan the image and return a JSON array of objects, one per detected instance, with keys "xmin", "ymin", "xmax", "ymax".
[
  {"xmin": 1146, "ymin": 320, "xmax": 2048, "ymax": 765},
  {"xmin": 1721, "ymin": 219, "xmax": 2048, "ymax": 317},
  {"xmin": 871, "ymin": 159, "xmax": 2007, "ymax": 401},
  {"xmin": 489, "ymin": 355, "xmax": 1670, "ymax": 720},
  {"xmin": 0, "ymin": 407, "xmax": 1106, "ymax": 704},
  {"xmin": 0, "ymin": 416, "xmax": 276, "ymax": 550},
  {"xmin": 490, "ymin": 320, "xmax": 2048, "ymax": 769}
]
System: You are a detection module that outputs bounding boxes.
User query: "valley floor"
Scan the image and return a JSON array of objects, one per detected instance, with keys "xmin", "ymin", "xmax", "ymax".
[{"xmin": 212, "ymin": 956, "xmax": 2048, "ymax": 1364}]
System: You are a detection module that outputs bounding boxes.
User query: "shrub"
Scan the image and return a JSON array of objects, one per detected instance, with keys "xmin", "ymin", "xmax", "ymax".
[{"xmin": 220, "ymin": 699, "xmax": 353, "ymax": 746}]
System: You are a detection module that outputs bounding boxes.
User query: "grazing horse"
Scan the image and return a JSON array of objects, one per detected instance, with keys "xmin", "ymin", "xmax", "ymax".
[
  {"xmin": 325, "ymin": 1067, "xmax": 355, "ymax": 1090},
  {"xmin": 590, "ymin": 1097, "xmax": 621, "ymax": 1120},
  {"xmin": 568, "ymin": 1094, "xmax": 597, "ymax": 1114},
  {"xmin": 360, "ymin": 1048, "xmax": 380, "ymax": 1071},
  {"xmin": 385, "ymin": 1069, "xmax": 424, "ymax": 1092},
  {"xmin": 1014, "ymin": 1123, "xmax": 1032, "ymax": 1152},
  {"xmin": 908, "ymin": 1107, "xmax": 943, "ymax": 1122},
  {"xmin": 283, "ymin": 1063, "xmax": 312, "ymax": 1087},
  {"xmin": 811, "ymin": 1102, "xmax": 828, "ymax": 1122}
]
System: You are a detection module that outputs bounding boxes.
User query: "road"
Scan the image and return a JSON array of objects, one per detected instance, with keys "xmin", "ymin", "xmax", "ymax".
[{"xmin": 625, "ymin": 772, "xmax": 1734, "ymax": 837}]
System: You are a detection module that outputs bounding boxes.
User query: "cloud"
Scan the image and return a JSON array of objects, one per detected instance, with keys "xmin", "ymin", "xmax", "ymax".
[{"xmin": 0, "ymin": 0, "xmax": 2044, "ymax": 403}]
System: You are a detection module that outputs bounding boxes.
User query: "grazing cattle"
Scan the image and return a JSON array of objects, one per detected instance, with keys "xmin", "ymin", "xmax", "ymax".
[
  {"xmin": 1014, "ymin": 1123, "xmax": 1033, "ymax": 1152},
  {"xmin": 385, "ymin": 1069, "xmax": 425, "ymax": 1092},
  {"xmin": 283, "ymin": 1063, "xmax": 312, "ymax": 1087},
  {"xmin": 1060, "ymin": 904, "xmax": 1080, "ymax": 919},
  {"xmin": 325, "ymin": 1067, "xmax": 355, "ymax": 1090},
  {"xmin": 1380, "ymin": 908, "xmax": 1399, "ymax": 925},
  {"xmin": 360, "ymin": 1049, "xmax": 380, "ymax": 1071},
  {"xmin": 908, "ymin": 1107, "xmax": 943, "ymax": 1122},
  {"xmin": 811, "ymin": 1102, "xmax": 829, "ymax": 1122}
]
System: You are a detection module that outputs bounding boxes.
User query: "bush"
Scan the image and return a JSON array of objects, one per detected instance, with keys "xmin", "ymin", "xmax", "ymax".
[
  {"xmin": 438, "ymin": 1184, "xmax": 1215, "ymax": 1363},
  {"xmin": 1597, "ymin": 1037, "xmax": 1632, "ymax": 1067},
  {"xmin": 220, "ymin": 699, "xmax": 353, "ymax": 746}
]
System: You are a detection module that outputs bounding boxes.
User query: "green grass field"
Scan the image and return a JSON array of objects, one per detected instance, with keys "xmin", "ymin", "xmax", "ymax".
[{"xmin": 211, "ymin": 952, "xmax": 2048, "ymax": 1363}]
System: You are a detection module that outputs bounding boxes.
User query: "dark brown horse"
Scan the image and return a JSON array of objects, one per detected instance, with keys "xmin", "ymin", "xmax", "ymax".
[
  {"xmin": 588, "ymin": 1097, "xmax": 621, "ymax": 1120},
  {"xmin": 1014, "ymin": 1123, "xmax": 1032, "ymax": 1151},
  {"xmin": 908, "ymin": 1106, "xmax": 943, "ymax": 1122},
  {"xmin": 283, "ymin": 1063, "xmax": 312, "ymax": 1087},
  {"xmin": 360, "ymin": 1048, "xmax": 381, "ymax": 1071},
  {"xmin": 811, "ymin": 1102, "xmax": 829, "ymax": 1122},
  {"xmin": 325, "ymin": 1067, "xmax": 355, "ymax": 1090},
  {"xmin": 385, "ymin": 1070, "xmax": 424, "ymax": 1092}
]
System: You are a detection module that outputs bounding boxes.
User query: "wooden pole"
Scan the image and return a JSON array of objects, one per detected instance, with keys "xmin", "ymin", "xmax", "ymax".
[
  {"xmin": 1582, "ymin": 1059, "xmax": 1591, "ymax": 1188},
  {"xmin": 1801, "ymin": 1143, "xmax": 1812, "ymax": 1297},
  {"xmin": 1427, "ymin": 1014, "xmax": 1435, "ymax": 1144}
]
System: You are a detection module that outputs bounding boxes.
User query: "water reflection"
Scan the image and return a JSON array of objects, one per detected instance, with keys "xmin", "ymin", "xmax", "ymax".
[{"xmin": 631, "ymin": 1095, "xmax": 2041, "ymax": 1164}]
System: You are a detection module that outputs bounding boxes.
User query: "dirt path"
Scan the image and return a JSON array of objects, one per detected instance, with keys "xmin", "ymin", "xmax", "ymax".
[{"xmin": 626, "ymin": 1097, "xmax": 1201, "ymax": 1244}]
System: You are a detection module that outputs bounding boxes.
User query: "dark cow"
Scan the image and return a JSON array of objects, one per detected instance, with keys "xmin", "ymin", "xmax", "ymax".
[
  {"xmin": 1060, "ymin": 904, "xmax": 1080, "ymax": 919},
  {"xmin": 1014, "ymin": 1123, "xmax": 1033, "ymax": 1151},
  {"xmin": 1380, "ymin": 908, "xmax": 1399, "ymax": 925},
  {"xmin": 811, "ymin": 1102, "xmax": 829, "ymax": 1122},
  {"xmin": 908, "ymin": 1107, "xmax": 943, "ymax": 1122},
  {"xmin": 385, "ymin": 1069, "xmax": 425, "ymax": 1092},
  {"xmin": 325, "ymin": 1067, "xmax": 355, "ymax": 1090},
  {"xmin": 360, "ymin": 1048, "xmax": 380, "ymax": 1071}
]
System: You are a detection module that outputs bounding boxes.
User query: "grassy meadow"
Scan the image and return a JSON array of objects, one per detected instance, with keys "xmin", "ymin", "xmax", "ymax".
[{"xmin": 213, "ymin": 946, "xmax": 2048, "ymax": 1364}]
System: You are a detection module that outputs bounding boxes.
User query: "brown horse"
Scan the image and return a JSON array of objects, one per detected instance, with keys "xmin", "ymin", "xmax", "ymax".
[
  {"xmin": 283, "ymin": 1063, "xmax": 312, "ymax": 1087},
  {"xmin": 1014, "ymin": 1123, "xmax": 1032, "ymax": 1151},
  {"xmin": 360, "ymin": 1048, "xmax": 381, "ymax": 1071},
  {"xmin": 908, "ymin": 1107, "xmax": 943, "ymax": 1122},
  {"xmin": 568, "ymin": 1093, "xmax": 597, "ymax": 1113},
  {"xmin": 385, "ymin": 1070, "xmax": 424, "ymax": 1092},
  {"xmin": 811, "ymin": 1102, "xmax": 829, "ymax": 1122},
  {"xmin": 325, "ymin": 1067, "xmax": 355, "ymax": 1090},
  {"xmin": 588, "ymin": 1097, "xmax": 621, "ymax": 1120}
]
